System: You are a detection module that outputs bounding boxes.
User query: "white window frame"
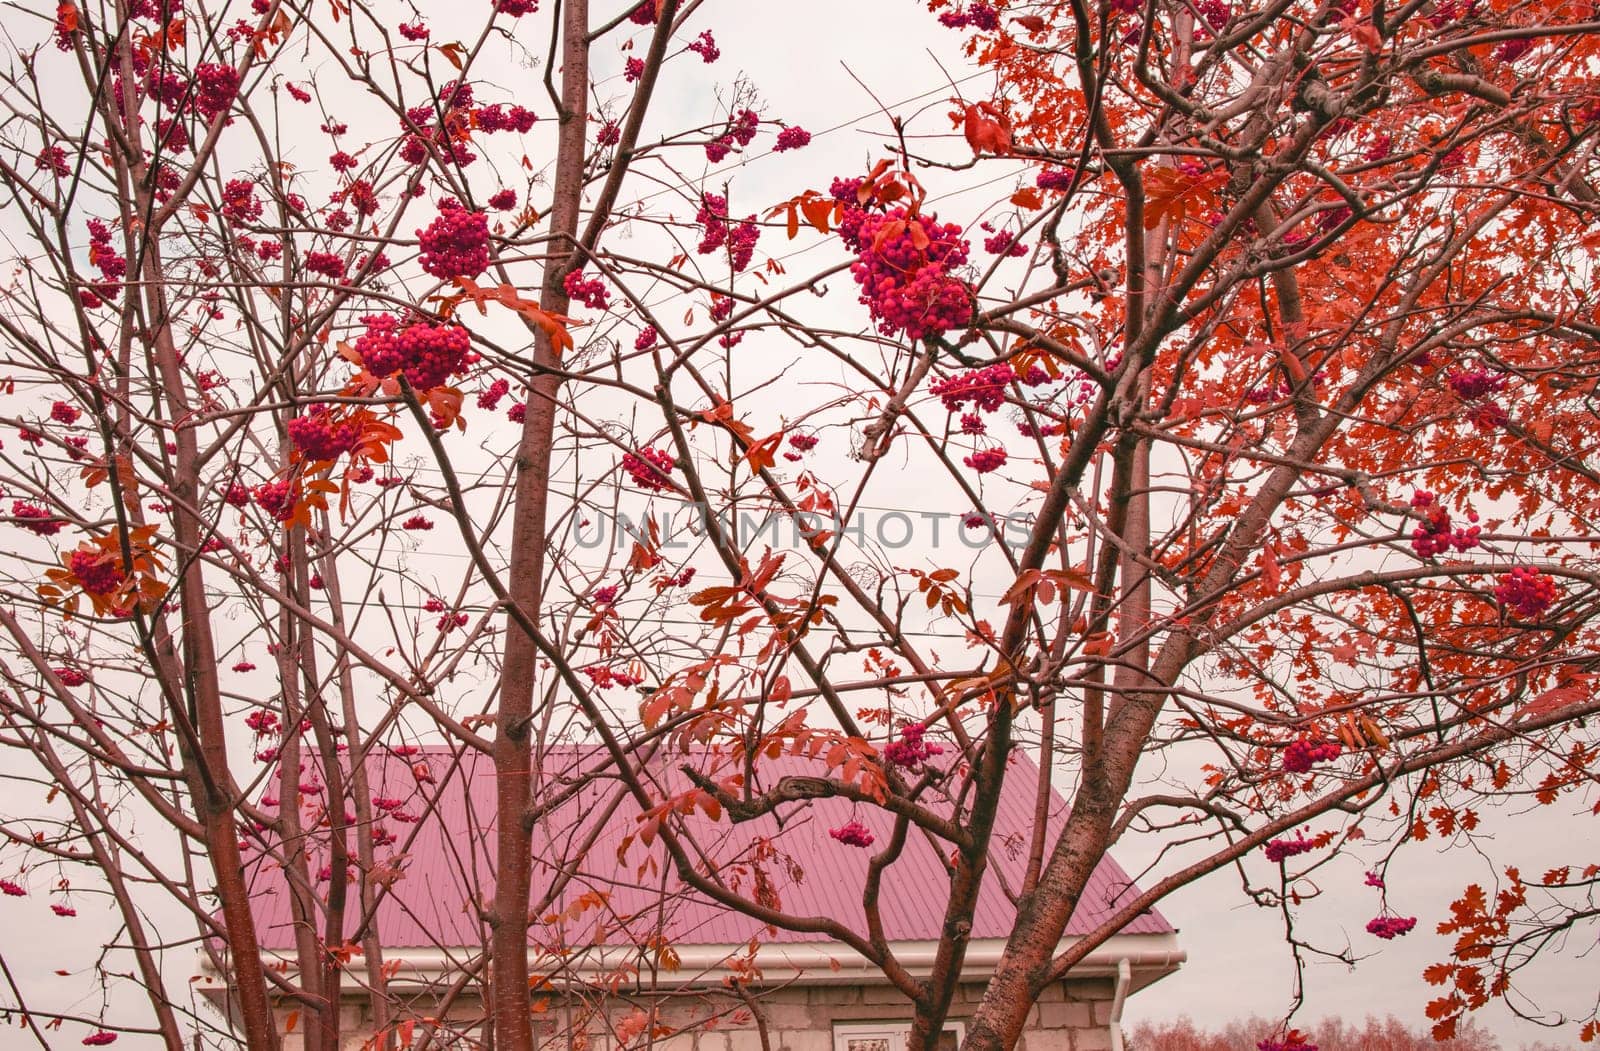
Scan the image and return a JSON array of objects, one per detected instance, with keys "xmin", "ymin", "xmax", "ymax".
[{"xmin": 834, "ymin": 1020, "xmax": 966, "ymax": 1051}]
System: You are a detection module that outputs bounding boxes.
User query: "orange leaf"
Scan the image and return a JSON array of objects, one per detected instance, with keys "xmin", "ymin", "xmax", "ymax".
[
  {"xmin": 1011, "ymin": 187, "xmax": 1044, "ymax": 210},
  {"xmin": 962, "ymin": 102, "xmax": 1013, "ymax": 156}
]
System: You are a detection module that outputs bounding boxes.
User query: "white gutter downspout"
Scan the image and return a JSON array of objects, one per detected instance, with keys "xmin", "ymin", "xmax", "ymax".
[{"xmin": 1107, "ymin": 957, "xmax": 1132, "ymax": 1051}]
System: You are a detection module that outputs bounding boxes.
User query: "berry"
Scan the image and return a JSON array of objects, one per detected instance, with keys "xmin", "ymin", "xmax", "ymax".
[
  {"xmin": 963, "ymin": 447, "xmax": 1007, "ymax": 473},
  {"xmin": 286, "ymin": 406, "xmax": 361, "ymax": 461},
  {"xmin": 622, "ymin": 448, "xmax": 675, "ymax": 492},
  {"xmin": 398, "ymin": 21, "xmax": 429, "ymax": 39},
  {"xmin": 223, "ymin": 483, "xmax": 251, "ymax": 508},
  {"xmin": 687, "ymin": 30, "xmax": 719, "ymax": 62},
  {"xmin": 477, "ymin": 378, "xmax": 510, "ymax": 410},
  {"xmin": 488, "ymin": 189, "xmax": 517, "ymax": 211},
  {"xmin": 51, "ymin": 904, "xmax": 76, "ymax": 917},
  {"xmin": 1282, "ymin": 738, "xmax": 1340, "ymax": 773},
  {"xmin": 629, "ymin": 0, "xmax": 656, "ymax": 22},
  {"xmin": 417, "ymin": 200, "xmax": 489, "ymax": 280},
  {"xmin": 848, "ymin": 207, "xmax": 972, "ymax": 339},
  {"xmin": 1365, "ymin": 915, "xmax": 1417, "ymax": 940},
  {"xmin": 1256, "ymin": 1032, "xmax": 1317, "ymax": 1051},
  {"xmin": 303, "ymin": 251, "xmax": 346, "ymax": 280},
  {"xmin": 53, "ymin": 667, "xmax": 89, "ymax": 687},
  {"xmin": 563, "ymin": 268, "xmax": 610, "ymax": 310},
  {"xmin": 50, "ymin": 401, "xmax": 80, "ymax": 425},
  {"xmin": 883, "ymin": 724, "xmax": 944, "ymax": 768},
  {"xmin": 1263, "ymin": 833, "xmax": 1316, "ymax": 863},
  {"xmin": 774, "ymin": 126, "xmax": 811, "ymax": 151},
  {"xmin": 1495, "ymin": 567, "xmax": 1559, "ymax": 619},
  {"xmin": 252, "ymin": 480, "xmax": 296, "ymax": 521},
  {"xmin": 1037, "ymin": 167, "xmax": 1076, "ymax": 190},
  {"xmin": 401, "ymin": 515, "xmax": 433, "ymax": 530},
  {"xmin": 0, "ymin": 880, "xmax": 24, "ymax": 896},
  {"xmin": 12, "ymin": 500, "xmax": 65, "ymax": 535},
  {"xmin": 829, "ymin": 821, "xmax": 874, "ymax": 847},
  {"xmin": 634, "ymin": 326, "xmax": 658, "ymax": 351},
  {"xmin": 69, "ymin": 548, "xmax": 125, "ymax": 596},
  {"xmin": 353, "ymin": 314, "xmax": 472, "ymax": 391},
  {"xmin": 495, "ymin": 0, "xmax": 537, "ymax": 14},
  {"xmin": 194, "ymin": 63, "xmax": 240, "ymax": 120},
  {"xmin": 624, "ymin": 57, "xmax": 646, "ymax": 83}
]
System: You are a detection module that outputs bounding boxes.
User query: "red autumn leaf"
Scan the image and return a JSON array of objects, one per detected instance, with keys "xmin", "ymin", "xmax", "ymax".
[{"xmin": 963, "ymin": 102, "xmax": 1012, "ymax": 156}]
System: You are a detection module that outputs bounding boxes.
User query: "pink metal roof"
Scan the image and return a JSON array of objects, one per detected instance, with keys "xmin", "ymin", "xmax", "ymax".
[{"xmin": 243, "ymin": 745, "xmax": 1173, "ymax": 951}]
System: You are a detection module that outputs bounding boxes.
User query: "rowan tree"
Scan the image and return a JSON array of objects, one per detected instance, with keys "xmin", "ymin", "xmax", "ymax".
[{"xmin": 0, "ymin": 0, "xmax": 1597, "ymax": 1048}]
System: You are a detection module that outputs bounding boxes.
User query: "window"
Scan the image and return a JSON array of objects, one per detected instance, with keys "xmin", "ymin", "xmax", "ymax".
[{"xmin": 834, "ymin": 1021, "xmax": 965, "ymax": 1051}]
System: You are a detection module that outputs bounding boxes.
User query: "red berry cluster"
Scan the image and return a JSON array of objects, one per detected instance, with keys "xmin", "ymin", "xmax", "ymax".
[
  {"xmin": 286, "ymin": 406, "xmax": 361, "ymax": 462},
  {"xmin": 1263, "ymin": 832, "xmax": 1316, "ymax": 863},
  {"xmin": 592, "ymin": 585, "xmax": 620, "ymax": 605},
  {"xmin": 398, "ymin": 21, "xmax": 429, "ymax": 39},
  {"xmin": 354, "ymin": 313, "xmax": 472, "ymax": 391},
  {"xmin": 1495, "ymin": 566, "xmax": 1559, "ymax": 619},
  {"xmin": 829, "ymin": 821, "xmax": 874, "ymax": 847},
  {"xmin": 477, "ymin": 377, "xmax": 510, "ymax": 410},
  {"xmin": 69, "ymin": 548, "xmax": 125, "ymax": 596},
  {"xmin": 223, "ymin": 483, "xmax": 251, "ymax": 507},
  {"xmin": 849, "ymin": 208, "xmax": 972, "ymax": 340},
  {"xmin": 563, "ymin": 268, "xmax": 610, "ymax": 310},
  {"xmin": 244, "ymin": 710, "xmax": 280, "ymax": 736},
  {"xmin": 12, "ymin": 500, "xmax": 64, "ymax": 535},
  {"xmin": 488, "ymin": 189, "xmax": 517, "ymax": 211},
  {"xmin": 418, "ymin": 200, "xmax": 489, "ymax": 279},
  {"xmin": 476, "ymin": 104, "xmax": 537, "ymax": 133},
  {"xmin": 342, "ymin": 179, "xmax": 379, "ymax": 217},
  {"xmin": 1195, "ymin": 0, "xmax": 1230, "ymax": 29},
  {"xmin": 774, "ymin": 126, "xmax": 811, "ymax": 151},
  {"xmin": 194, "ymin": 63, "xmax": 240, "ymax": 121},
  {"xmin": 51, "ymin": 401, "xmax": 80, "ymax": 425},
  {"xmin": 1256, "ymin": 1032, "xmax": 1318, "ymax": 1051},
  {"xmin": 1365, "ymin": 915, "xmax": 1417, "ymax": 939},
  {"xmin": 622, "ymin": 448, "xmax": 675, "ymax": 492},
  {"xmin": 253, "ymin": 480, "xmax": 296, "ymax": 521},
  {"xmin": 583, "ymin": 664, "xmax": 644, "ymax": 689},
  {"xmin": 36, "ymin": 145, "xmax": 69, "ymax": 177},
  {"xmin": 629, "ymin": 0, "xmax": 657, "ymax": 22},
  {"xmin": 963, "ymin": 447, "xmax": 1007, "ymax": 473},
  {"xmin": 1409, "ymin": 490, "xmax": 1480, "ymax": 557},
  {"xmin": 86, "ymin": 219, "xmax": 126, "ymax": 296},
  {"xmin": 52, "ymin": 666, "xmax": 89, "ymax": 687},
  {"xmin": 634, "ymin": 326, "xmax": 658, "ymax": 351},
  {"xmin": 1, "ymin": 880, "xmax": 25, "ymax": 896},
  {"xmin": 883, "ymin": 724, "xmax": 944, "ymax": 768},
  {"xmin": 437, "ymin": 612, "xmax": 469, "ymax": 632},
  {"xmin": 495, "ymin": 0, "xmax": 537, "ymax": 15},
  {"xmin": 687, "ymin": 30, "xmax": 719, "ymax": 62},
  {"xmin": 1282, "ymin": 738, "xmax": 1340, "ymax": 773},
  {"xmin": 624, "ymin": 57, "xmax": 646, "ymax": 82},
  {"xmin": 303, "ymin": 251, "xmax": 346, "ymax": 280}
]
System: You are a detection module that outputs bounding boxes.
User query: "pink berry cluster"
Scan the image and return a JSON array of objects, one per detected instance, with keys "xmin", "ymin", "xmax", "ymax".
[
  {"xmin": 1263, "ymin": 832, "xmax": 1316, "ymax": 863},
  {"xmin": 1495, "ymin": 566, "xmax": 1558, "ymax": 619},
  {"xmin": 13, "ymin": 500, "xmax": 65, "ymax": 535},
  {"xmin": 849, "ymin": 208, "xmax": 973, "ymax": 340},
  {"xmin": 705, "ymin": 108, "xmax": 759, "ymax": 162},
  {"xmin": 938, "ymin": 2, "xmax": 1000, "ymax": 29},
  {"xmin": 563, "ymin": 268, "xmax": 610, "ymax": 310},
  {"xmin": 477, "ymin": 378, "xmax": 510, "ymax": 410},
  {"xmin": 475, "ymin": 104, "xmax": 537, "ymax": 134},
  {"xmin": 488, "ymin": 189, "xmax": 517, "ymax": 211},
  {"xmin": 1366, "ymin": 915, "xmax": 1417, "ymax": 939},
  {"xmin": 883, "ymin": 723, "xmax": 944, "ymax": 768},
  {"xmin": 495, "ymin": 0, "xmax": 536, "ymax": 15},
  {"xmin": 629, "ymin": 0, "xmax": 657, "ymax": 22},
  {"xmin": 963, "ymin": 448, "xmax": 1007, "ymax": 474},
  {"xmin": 774, "ymin": 126, "xmax": 811, "ymax": 151},
  {"xmin": 622, "ymin": 449, "xmax": 676, "ymax": 492},
  {"xmin": 52, "ymin": 666, "xmax": 89, "ymax": 687},
  {"xmin": 1282, "ymin": 738, "xmax": 1340, "ymax": 773},
  {"xmin": 695, "ymin": 193, "xmax": 760, "ymax": 273},
  {"xmin": 400, "ymin": 85, "xmax": 478, "ymax": 167},
  {"xmin": 982, "ymin": 225, "xmax": 1028, "ymax": 257},
  {"xmin": 399, "ymin": 21, "xmax": 429, "ymax": 39},
  {"xmin": 286, "ymin": 406, "xmax": 361, "ymax": 462},
  {"xmin": 221, "ymin": 179, "xmax": 261, "ymax": 224},
  {"xmin": 0, "ymin": 880, "xmax": 24, "ymax": 897},
  {"xmin": 36, "ymin": 145, "xmax": 69, "ymax": 178},
  {"xmin": 1409, "ymin": 490, "xmax": 1480, "ymax": 558},
  {"xmin": 244, "ymin": 710, "xmax": 280, "ymax": 736},
  {"xmin": 68, "ymin": 549, "xmax": 125, "ymax": 597},
  {"xmin": 634, "ymin": 326, "xmax": 658, "ymax": 351},
  {"xmin": 354, "ymin": 314, "xmax": 472, "ymax": 391},
  {"xmin": 82, "ymin": 1031, "xmax": 119, "ymax": 1046},
  {"xmin": 1195, "ymin": 0, "xmax": 1230, "ymax": 29},
  {"xmin": 829, "ymin": 821, "xmax": 874, "ymax": 847},
  {"xmin": 418, "ymin": 200, "xmax": 489, "ymax": 280},
  {"xmin": 934, "ymin": 368, "xmax": 1008, "ymax": 411}
]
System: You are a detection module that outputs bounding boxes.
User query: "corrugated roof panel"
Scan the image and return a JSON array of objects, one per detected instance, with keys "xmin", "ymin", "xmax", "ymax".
[{"xmin": 241, "ymin": 745, "xmax": 1173, "ymax": 950}]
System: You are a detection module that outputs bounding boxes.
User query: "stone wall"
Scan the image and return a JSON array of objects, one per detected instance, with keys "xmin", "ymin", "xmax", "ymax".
[{"xmin": 272, "ymin": 977, "xmax": 1118, "ymax": 1051}]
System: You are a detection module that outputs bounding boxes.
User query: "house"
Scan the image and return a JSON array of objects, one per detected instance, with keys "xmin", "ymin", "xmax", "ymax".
[{"xmin": 199, "ymin": 745, "xmax": 1182, "ymax": 1051}]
